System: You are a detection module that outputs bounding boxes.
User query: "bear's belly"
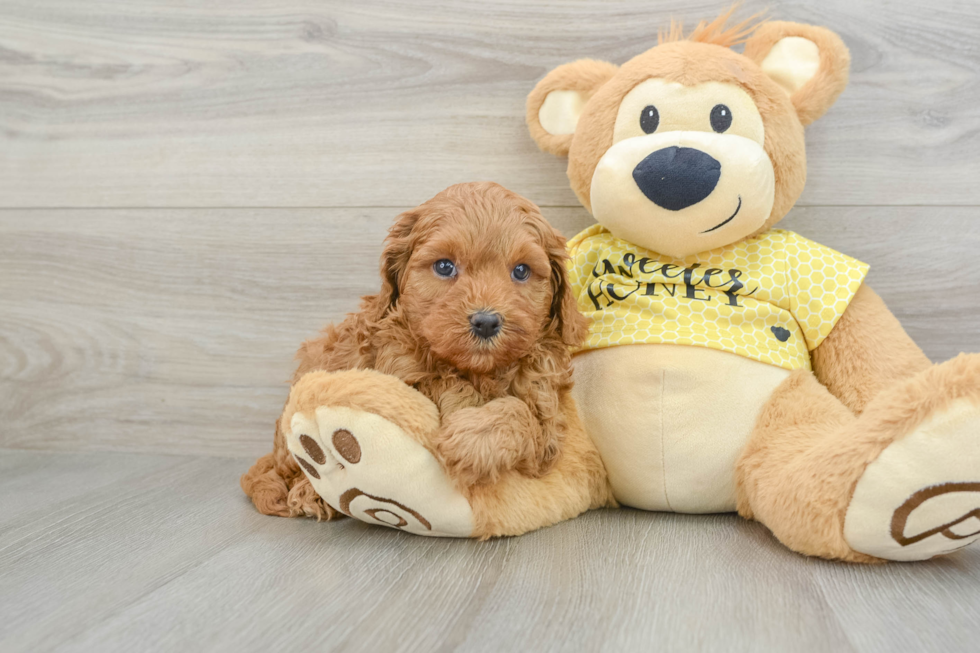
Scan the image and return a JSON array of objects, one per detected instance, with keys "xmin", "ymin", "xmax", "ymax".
[{"xmin": 571, "ymin": 343, "xmax": 792, "ymax": 513}]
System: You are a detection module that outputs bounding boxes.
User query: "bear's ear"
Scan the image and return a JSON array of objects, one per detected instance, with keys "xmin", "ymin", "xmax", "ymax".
[
  {"xmin": 743, "ymin": 21, "xmax": 850, "ymax": 126},
  {"xmin": 526, "ymin": 59, "xmax": 619, "ymax": 157}
]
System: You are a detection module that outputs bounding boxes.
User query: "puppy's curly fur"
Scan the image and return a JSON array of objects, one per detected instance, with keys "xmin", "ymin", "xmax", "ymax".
[{"xmin": 241, "ymin": 182, "xmax": 589, "ymax": 520}]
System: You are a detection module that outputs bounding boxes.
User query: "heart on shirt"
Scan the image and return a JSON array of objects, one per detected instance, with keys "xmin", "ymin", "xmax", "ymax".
[{"xmin": 770, "ymin": 326, "xmax": 791, "ymax": 342}]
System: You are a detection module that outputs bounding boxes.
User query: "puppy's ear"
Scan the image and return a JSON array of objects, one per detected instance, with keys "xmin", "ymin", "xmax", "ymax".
[
  {"xmin": 544, "ymin": 235, "xmax": 590, "ymax": 347},
  {"xmin": 743, "ymin": 21, "xmax": 850, "ymax": 126},
  {"xmin": 370, "ymin": 208, "xmax": 422, "ymax": 321},
  {"xmin": 526, "ymin": 59, "xmax": 619, "ymax": 157}
]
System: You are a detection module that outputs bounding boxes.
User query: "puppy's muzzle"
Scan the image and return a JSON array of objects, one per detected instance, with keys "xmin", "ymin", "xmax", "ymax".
[
  {"xmin": 632, "ymin": 146, "xmax": 721, "ymax": 211},
  {"xmin": 469, "ymin": 311, "xmax": 502, "ymax": 340}
]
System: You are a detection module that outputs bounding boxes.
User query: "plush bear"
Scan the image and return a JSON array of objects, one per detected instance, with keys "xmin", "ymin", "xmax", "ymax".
[
  {"xmin": 258, "ymin": 10, "xmax": 980, "ymax": 562},
  {"xmin": 524, "ymin": 10, "xmax": 980, "ymax": 561}
]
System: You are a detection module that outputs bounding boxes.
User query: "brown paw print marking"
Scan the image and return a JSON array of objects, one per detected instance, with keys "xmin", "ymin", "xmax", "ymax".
[
  {"xmin": 365, "ymin": 509, "xmax": 408, "ymax": 528},
  {"xmin": 332, "ymin": 429, "xmax": 361, "ymax": 464},
  {"xmin": 339, "ymin": 487, "xmax": 431, "ymax": 531},
  {"xmin": 299, "ymin": 434, "xmax": 326, "ymax": 464},
  {"xmin": 891, "ymin": 482, "xmax": 980, "ymax": 547},
  {"xmin": 294, "ymin": 454, "xmax": 320, "ymax": 480}
]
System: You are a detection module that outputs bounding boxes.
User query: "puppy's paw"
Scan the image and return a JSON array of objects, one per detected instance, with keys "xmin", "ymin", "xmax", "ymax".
[
  {"xmin": 286, "ymin": 405, "xmax": 475, "ymax": 537},
  {"xmin": 434, "ymin": 422, "xmax": 517, "ymax": 489},
  {"xmin": 434, "ymin": 399, "xmax": 545, "ymax": 488}
]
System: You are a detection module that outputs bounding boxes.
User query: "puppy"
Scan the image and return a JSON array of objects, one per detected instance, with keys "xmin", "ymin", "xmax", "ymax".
[{"xmin": 242, "ymin": 182, "xmax": 590, "ymax": 520}]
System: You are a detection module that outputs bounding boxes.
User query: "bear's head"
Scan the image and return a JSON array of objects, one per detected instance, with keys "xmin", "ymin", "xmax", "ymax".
[{"xmin": 526, "ymin": 10, "xmax": 850, "ymax": 258}]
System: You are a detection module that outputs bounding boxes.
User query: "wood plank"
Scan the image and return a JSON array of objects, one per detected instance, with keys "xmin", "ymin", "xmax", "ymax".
[
  {"xmin": 1, "ymin": 0, "xmax": 979, "ymax": 208},
  {"xmin": 0, "ymin": 448, "xmax": 184, "ymax": 526},
  {"xmin": 2, "ymin": 206, "xmax": 978, "ymax": 457},
  {"xmin": 0, "ymin": 450, "xmax": 976, "ymax": 653},
  {"xmin": 55, "ymin": 512, "xmax": 858, "ymax": 653},
  {"xmin": 0, "ymin": 453, "xmax": 266, "ymax": 652},
  {"xmin": 812, "ymin": 555, "xmax": 980, "ymax": 652}
]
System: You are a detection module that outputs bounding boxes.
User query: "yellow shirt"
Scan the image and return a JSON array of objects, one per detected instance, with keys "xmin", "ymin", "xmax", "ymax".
[{"xmin": 567, "ymin": 225, "xmax": 869, "ymax": 371}]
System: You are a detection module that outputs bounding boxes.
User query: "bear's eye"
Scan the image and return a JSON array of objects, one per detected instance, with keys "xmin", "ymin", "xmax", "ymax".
[
  {"xmin": 511, "ymin": 264, "xmax": 531, "ymax": 282},
  {"xmin": 433, "ymin": 259, "xmax": 457, "ymax": 278},
  {"xmin": 710, "ymin": 104, "xmax": 732, "ymax": 133},
  {"xmin": 639, "ymin": 105, "xmax": 660, "ymax": 134}
]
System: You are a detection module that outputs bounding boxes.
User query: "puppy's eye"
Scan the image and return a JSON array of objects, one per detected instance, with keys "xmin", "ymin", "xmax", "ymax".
[
  {"xmin": 710, "ymin": 104, "xmax": 732, "ymax": 133},
  {"xmin": 511, "ymin": 264, "xmax": 531, "ymax": 282},
  {"xmin": 433, "ymin": 259, "xmax": 457, "ymax": 278},
  {"xmin": 640, "ymin": 105, "xmax": 660, "ymax": 134}
]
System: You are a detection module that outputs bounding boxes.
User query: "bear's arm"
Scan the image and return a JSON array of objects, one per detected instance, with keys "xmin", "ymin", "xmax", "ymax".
[{"xmin": 810, "ymin": 283, "xmax": 931, "ymax": 415}]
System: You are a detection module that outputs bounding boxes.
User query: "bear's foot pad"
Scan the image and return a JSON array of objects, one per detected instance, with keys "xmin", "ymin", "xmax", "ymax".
[
  {"xmin": 286, "ymin": 406, "xmax": 474, "ymax": 537},
  {"xmin": 845, "ymin": 399, "xmax": 980, "ymax": 561}
]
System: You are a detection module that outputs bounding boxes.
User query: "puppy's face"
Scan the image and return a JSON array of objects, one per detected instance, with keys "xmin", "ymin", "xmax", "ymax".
[{"xmin": 379, "ymin": 183, "xmax": 582, "ymax": 374}]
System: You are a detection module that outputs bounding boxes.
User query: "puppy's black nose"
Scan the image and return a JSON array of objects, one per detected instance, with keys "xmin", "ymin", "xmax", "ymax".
[
  {"xmin": 632, "ymin": 146, "xmax": 721, "ymax": 211},
  {"xmin": 469, "ymin": 312, "xmax": 502, "ymax": 340}
]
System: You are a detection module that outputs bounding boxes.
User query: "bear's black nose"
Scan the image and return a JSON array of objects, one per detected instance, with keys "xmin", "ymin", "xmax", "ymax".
[
  {"xmin": 632, "ymin": 146, "xmax": 721, "ymax": 211},
  {"xmin": 469, "ymin": 312, "xmax": 502, "ymax": 340}
]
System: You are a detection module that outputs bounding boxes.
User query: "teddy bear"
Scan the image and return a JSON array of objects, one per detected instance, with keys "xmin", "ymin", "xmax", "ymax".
[
  {"xmin": 523, "ymin": 10, "xmax": 980, "ymax": 562},
  {"xmin": 260, "ymin": 9, "xmax": 980, "ymax": 563}
]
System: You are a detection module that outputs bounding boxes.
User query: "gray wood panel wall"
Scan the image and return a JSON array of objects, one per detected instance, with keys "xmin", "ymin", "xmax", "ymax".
[{"xmin": 2, "ymin": 0, "xmax": 980, "ymax": 457}]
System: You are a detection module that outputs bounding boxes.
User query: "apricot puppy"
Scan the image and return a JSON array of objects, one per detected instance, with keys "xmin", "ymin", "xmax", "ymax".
[{"xmin": 242, "ymin": 182, "xmax": 610, "ymax": 536}]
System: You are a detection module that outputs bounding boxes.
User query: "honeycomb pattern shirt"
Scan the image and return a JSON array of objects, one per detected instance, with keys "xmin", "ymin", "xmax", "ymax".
[{"xmin": 566, "ymin": 225, "xmax": 870, "ymax": 371}]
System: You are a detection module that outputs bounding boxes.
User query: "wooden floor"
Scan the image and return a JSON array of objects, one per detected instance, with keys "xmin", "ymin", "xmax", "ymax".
[
  {"xmin": 2, "ymin": 1, "xmax": 980, "ymax": 651},
  {"xmin": 2, "ymin": 448, "xmax": 979, "ymax": 653}
]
